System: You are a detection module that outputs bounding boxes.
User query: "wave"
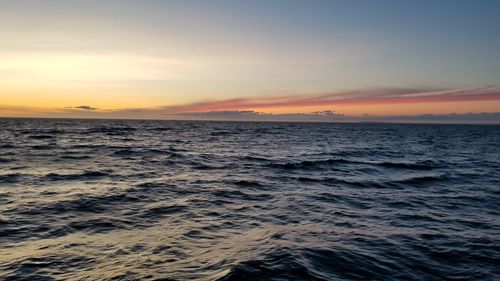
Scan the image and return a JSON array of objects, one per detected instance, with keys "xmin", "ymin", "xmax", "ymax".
[
  {"xmin": 31, "ymin": 145, "xmax": 54, "ymax": 150},
  {"xmin": 1, "ymin": 255, "xmax": 95, "ymax": 280},
  {"xmin": 112, "ymin": 148, "xmax": 180, "ymax": 157},
  {"xmin": 147, "ymin": 127, "xmax": 172, "ymax": 131},
  {"xmin": 298, "ymin": 173, "xmax": 447, "ymax": 189},
  {"xmin": 396, "ymin": 174, "xmax": 447, "ymax": 184},
  {"xmin": 0, "ymin": 157, "xmax": 15, "ymax": 163},
  {"xmin": 240, "ymin": 155, "xmax": 273, "ymax": 162},
  {"xmin": 217, "ymin": 247, "xmax": 398, "ymax": 281},
  {"xmin": 211, "ymin": 130, "xmax": 235, "ymax": 136},
  {"xmin": 66, "ymin": 217, "xmax": 132, "ymax": 234},
  {"xmin": 28, "ymin": 135, "xmax": 54, "ymax": 140},
  {"xmin": 0, "ymin": 144, "xmax": 15, "ymax": 149},
  {"xmin": 268, "ymin": 158, "xmax": 352, "ymax": 170},
  {"xmin": 112, "ymin": 149, "xmax": 139, "ymax": 157},
  {"xmin": 230, "ymin": 180, "xmax": 267, "ymax": 189},
  {"xmin": 298, "ymin": 175, "xmax": 394, "ymax": 189},
  {"xmin": 269, "ymin": 158, "xmax": 439, "ymax": 171},
  {"xmin": 43, "ymin": 170, "xmax": 112, "ymax": 181},
  {"xmin": 86, "ymin": 127, "xmax": 136, "ymax": 134},
  {"xmin": 140, "ymin": 204, "xmax": 188, "ymax": 219},
  {"xmin": 0, "ymin": 173, "xmax": 22, "ymax": 183},
  {"xmin": 212, "ymin": 189, "xmax": 274, "ymax": 201},
  {"xmin": 378, "ymin": 160, "xmax": 438, "ymax": 170},
  {"xmin": 190, "ymin": 161, "xmax": 229, "ymax": 170},
  {"xmin": 42, "ymin": 129, "xmax": 66, "ymax": 134},
  {"xmin": 14, "ymin": 192, "xmax": 143, "ymax": 220},
  {"xmin": 59, "ymin": 155, "xmax": 92, "ymax": 160},
  {"xmin": 70, "ymin": 144, "xmax": 107, "ymax": 149}
]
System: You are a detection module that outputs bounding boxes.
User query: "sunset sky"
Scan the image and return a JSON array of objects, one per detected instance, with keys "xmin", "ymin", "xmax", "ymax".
[{"xmin": 1, "ymin": 0, "xmax": 499, "ymax": 119}]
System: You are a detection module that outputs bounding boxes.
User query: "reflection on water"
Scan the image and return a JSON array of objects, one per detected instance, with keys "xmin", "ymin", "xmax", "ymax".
[{"xmin": 0, "ymin": 119, "xmax": 499, "ymax": 280}]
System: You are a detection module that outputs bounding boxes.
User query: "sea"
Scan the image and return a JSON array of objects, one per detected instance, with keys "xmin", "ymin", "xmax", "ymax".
[{"xmin": 0, "ymin": 118, "xmax": 499, "ymax": 280}]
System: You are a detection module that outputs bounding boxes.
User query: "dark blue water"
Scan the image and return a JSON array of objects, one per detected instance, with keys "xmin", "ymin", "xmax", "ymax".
[{"xmin": 0, "ymin": 118, "xmax": 499, "ymax": 280}]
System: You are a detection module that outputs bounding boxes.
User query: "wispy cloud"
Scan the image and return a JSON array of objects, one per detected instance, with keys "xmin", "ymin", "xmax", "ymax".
[
  {"xmin": 151, "ymin": 86, "xmax": 500, "ymax": 114},
  {"xmin": 0, "ymin": 53, "xmax": 196, "ymax": 88}
]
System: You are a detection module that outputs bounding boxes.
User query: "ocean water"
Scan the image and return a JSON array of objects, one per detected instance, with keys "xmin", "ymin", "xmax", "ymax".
[{"xmin": 0, "ymin": 118, "xmax": 499, "ymax": 281}]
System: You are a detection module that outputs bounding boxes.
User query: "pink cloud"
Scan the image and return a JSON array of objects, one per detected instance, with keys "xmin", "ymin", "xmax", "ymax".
[{"xmin": 158, "ymin": 87, "xmax": 500, "ymax": 113}]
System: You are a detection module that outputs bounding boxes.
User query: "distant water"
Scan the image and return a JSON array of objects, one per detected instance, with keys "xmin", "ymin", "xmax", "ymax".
[{"xmin": 0, "ymin": 118, "xmax": 499, "ymax": 281}]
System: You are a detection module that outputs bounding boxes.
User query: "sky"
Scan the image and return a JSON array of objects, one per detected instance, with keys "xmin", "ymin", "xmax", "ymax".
[{"xmin": 1, "ymin": 0, "xmax": 499, "ymax": 121}]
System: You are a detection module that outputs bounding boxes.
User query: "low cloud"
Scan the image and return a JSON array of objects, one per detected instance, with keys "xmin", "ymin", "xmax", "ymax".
[
  {"xmin": 70, "ymin": 105, "xmax": 98, "ymax": 111},
  {"xmin": 359, "ymin": 112, "xmax": 500, "ymax": 124},
  {"xmin": 178, "ymin": 110, "xmax": 346, "ymax": 122},
  {"xmin": 175, "ymin": 110, "xmax": 500, "ymax": 124}
]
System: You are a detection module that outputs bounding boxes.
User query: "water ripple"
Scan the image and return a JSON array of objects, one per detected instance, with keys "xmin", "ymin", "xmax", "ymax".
[{"xmin": 0, "ymin": 119, "xmax": 498, "ymax": 280}]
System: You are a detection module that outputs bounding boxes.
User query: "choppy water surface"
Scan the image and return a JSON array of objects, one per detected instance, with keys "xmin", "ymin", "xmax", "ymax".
[{"xmin": 0, "ymin": 118, "xmax": 499, "ymax": 280}]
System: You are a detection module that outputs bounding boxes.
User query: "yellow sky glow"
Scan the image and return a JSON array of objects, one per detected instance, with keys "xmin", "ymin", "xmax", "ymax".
[{"xmin": 1, "ymin": 52, "xmax": 499, "ymax": 117}]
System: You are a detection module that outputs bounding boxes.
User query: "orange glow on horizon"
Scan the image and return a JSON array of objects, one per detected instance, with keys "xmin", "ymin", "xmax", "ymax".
[{"xmin": 2, "ymin": 87, "xmax": 500, "ymax": 118}]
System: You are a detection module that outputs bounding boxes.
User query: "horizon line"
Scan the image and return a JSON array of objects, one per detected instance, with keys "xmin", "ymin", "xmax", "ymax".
[{"xmin": 1, "ymin": 114, "xmax": 499, "ymax": 125}]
